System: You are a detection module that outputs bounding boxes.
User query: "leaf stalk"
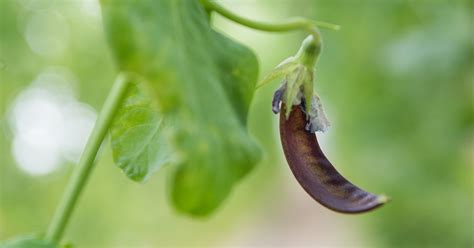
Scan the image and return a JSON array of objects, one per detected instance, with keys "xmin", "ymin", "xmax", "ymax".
[{"xmin": 45, "ymin": 73, "xmax": 132, "ymax": 244}]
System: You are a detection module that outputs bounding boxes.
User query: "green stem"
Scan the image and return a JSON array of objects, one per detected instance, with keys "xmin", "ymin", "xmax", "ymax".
[
  {"xmin": 201, "ymin": 0, "xmax": 340, "ymax": 36},
  {"xmin": 45, "ymin": 73, "xmax": 132, "ymax": 244}
]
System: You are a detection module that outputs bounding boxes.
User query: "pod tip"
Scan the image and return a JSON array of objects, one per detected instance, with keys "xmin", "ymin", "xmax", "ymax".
[{"xmin": 377, "ymin": 194, "xmax": 391, "ymax": 204}]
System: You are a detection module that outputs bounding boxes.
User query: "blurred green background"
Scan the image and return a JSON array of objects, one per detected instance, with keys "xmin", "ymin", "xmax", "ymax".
[{"xmin": 0, "ymin": 0, "xmax": 472, "ymax": 247}]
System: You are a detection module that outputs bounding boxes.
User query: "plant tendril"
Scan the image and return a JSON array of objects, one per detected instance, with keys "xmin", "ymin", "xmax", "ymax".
[{"xmin": 201, "ymin": 0, "xmax": 340, "ymax": 40}]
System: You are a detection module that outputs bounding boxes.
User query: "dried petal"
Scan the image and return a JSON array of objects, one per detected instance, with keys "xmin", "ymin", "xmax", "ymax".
[{"xmin": 305, "ymin": 94, "xmax": 330, "ymax": 133}]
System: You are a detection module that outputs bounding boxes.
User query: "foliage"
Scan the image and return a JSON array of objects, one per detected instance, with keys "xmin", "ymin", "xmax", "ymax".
[
  {"xmin": 101, "ymin": 0, "xmax": 260, "ymax": 216},
  {"xmin": 0, "ymin": 0, "xmax": 471, "ymax": 247},
  {"xmin": 110, "ymin": 82, "xmax": 173, "ymax": 182}
]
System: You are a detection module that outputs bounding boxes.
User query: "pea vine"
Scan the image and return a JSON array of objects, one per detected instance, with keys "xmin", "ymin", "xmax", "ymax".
[{"xmin": 1, "ymin": 1, "xmax": 388, "ymax": 247}]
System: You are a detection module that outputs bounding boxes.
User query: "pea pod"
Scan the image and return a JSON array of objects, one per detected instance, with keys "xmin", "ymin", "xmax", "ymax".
[{"xmin": 279, "ymin": 104, "xmax": 388, "ymax": 213}]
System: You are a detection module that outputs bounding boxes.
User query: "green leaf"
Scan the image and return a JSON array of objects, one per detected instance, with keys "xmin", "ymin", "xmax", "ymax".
[
  {"xmin": 0, "ymin": 236, "xmax": 57, "ymax": 248},
  {"xmin": 110, "ymin": 82, "xmax": 175, "ymax": 182},
  {"xmin": 101, "ymin": 0, "xmax": 260, "ymax": 215}
]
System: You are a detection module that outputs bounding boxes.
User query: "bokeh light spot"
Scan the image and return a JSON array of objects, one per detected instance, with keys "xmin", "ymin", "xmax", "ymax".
[
  {"xmin": 81, "ymin": 0, "xmax": 101, "ymax": 18},
  {"xmin": 24, "ymin": 11, "xmax": 69, "ymax": 58},
  {"xmin": 8, "ymin": 68, "xmax": 97, "ymax": 176}
]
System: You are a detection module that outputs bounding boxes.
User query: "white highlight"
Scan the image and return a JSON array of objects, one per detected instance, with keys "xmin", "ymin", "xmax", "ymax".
[
  {"xmin": 8, "ymin": 68, "xmax": 97, "ymax": 176},
  {"xmin": 24, "ymin": 11, "xmax": 69, "ymax": 58},
  {"xmin": 81, "ymin": 0, "xmax": 101, "ymax": 18}
]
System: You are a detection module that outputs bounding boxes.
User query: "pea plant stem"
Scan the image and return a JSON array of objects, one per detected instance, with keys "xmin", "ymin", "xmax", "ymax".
[
  {"xmin": 45, "ymin": 73, "xmax": 132, "ymax": 244},
  {"xmin": 200, "ymin": 0, "xmax": 340, "ymax": 38}
]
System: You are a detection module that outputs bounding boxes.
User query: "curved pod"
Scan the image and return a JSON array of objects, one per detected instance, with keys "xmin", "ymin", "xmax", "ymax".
[{"xmin": 280, "ymin": 104, "xmax": 387, "ymax": 213}]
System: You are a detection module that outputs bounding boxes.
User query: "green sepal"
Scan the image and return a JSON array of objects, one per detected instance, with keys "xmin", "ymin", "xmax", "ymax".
[{"xmin": 256, "ymin": 57, "xmax": 298, "ymax": 89}]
